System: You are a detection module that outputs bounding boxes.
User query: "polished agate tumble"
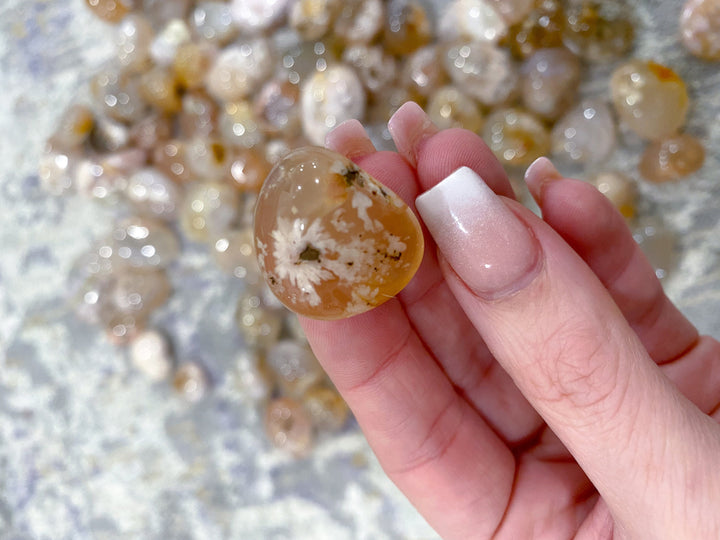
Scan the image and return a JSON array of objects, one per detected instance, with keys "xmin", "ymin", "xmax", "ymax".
[{"xmin": 254, "ymin": 147, "xmax": 424, "ymax": 320}]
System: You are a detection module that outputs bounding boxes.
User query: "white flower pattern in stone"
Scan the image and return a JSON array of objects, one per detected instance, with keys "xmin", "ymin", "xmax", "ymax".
[{"xmin": 271, "ymin": 217, "xmax": 336, "ymax": 306}]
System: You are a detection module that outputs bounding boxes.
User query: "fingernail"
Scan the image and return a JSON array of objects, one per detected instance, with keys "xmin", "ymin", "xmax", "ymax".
[
  {"xmin": 524, "ymin": 157, "xmax": 561, "ymax": 203},
  {"xmin": 325, "ymin": 119, "xmax": 376, "ymax": 160},
  {"xmin": 388, "ymin": 101, "xmax": 438, "ymax": 167},
  {"xmin": 416, "ymin": 167, "xmax": 542, "ymax": 300}
]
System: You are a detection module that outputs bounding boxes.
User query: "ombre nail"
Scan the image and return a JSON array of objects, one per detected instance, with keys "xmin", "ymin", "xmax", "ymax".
[{"xmin": 416, "ymin": 167, "xmax": 542, "ymax": 300}]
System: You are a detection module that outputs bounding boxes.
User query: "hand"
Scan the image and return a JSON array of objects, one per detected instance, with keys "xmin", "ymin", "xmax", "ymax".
[{"xmin": 300, "ymin": 103, "xmax": 720, "ymax": 539}]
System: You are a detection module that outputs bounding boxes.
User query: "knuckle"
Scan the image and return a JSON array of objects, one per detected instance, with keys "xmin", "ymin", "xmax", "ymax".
[{"xmin": 527, "ymin": 318, "xmax": 628, "ymax": 420}]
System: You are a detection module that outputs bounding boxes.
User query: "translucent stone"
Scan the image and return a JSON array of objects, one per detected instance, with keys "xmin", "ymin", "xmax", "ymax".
[
  {"xmin": 401, "ymin": 45, "xmax": 450, "ymax": 100},
  {"xmin": 366, "ymin": 86, "xmax": 413, "ymax": 125},
  {"xmin": 173, "ymin": 42, "xmax": 215, "ymax": 91},
  {"xmin": 75, "ymin": 149, "xmax": 147, "ymax": 202},
  {"xmin": 39, "ymin": 142, "xmax": 75, "ymax": 195},
  {"xmin": 85, "ymin": 0, "xmax": 131, "ymax": 23},
  {"xmin": 212, "ymin": 227, "xmax": 262, "ymax": 282},
  {"xmin": 588, "ymin": 171, "xmax": 636, "ymax": 219},
  {"xmin": 177, "ymin": 91, "xmax": 218, "ymax": 139},
  {"xmin": 439, "ymin": 0, "xmax": 508, "ymax": 44},
  {"xmin": 632, "ymin": 217, "xmax": 677, "ymax": 280},
  {"xmin": 152, "ymin": 140, "xmax": 193, "ymax": 183},
  {"xmin": 681, "ymin": 0, "xmax": 720, "ymax": 60},
  {"xmin": 231, "ymin": 349, "xmax": 273, "ymax": 402},
  {"xmin": 551, "ymin": 99, "xmax": 616, "ymax": 164},
  {"xmin": 229, "ymin": 147, "xmax": 271, "ymax": 193},
  {"xmin": 487, "ymin": 0, "xmax": 534, "ymax": 25},
  {"xmin": 639, "ymin": 134, "xmax": 706, "ymax": 183},
  {"xmin": 427, "ymin": 86, "xmax": 484, "ymax": 132},
  {"xmin": 190, "ymin": 2, "xmax": 238, "ymax": 45},
  {"xmin": 230, "ymin": 0, "xmax": 292, "ymax": 34},
  {"xmin": 341, "ymin": 45, "xmax": 397, "ymax": 96},
  {"xmin": 186, "ymin": 137, "xmax": 229, "ymax": 181},
  {"xmin": 150, "ymin": 19, "xmax": 192, "ymax": 67},
  {"xmin": 53, "ymin": 104, "xmax": 95, "ymax": 148},
  {"xmin": 90, "ymin": 69, "xmax": 148, "ymax": 124},
  {"xmin": 126, "ymin": 167, "xmax": 181, "ymax": 220},
  {"xmin": 253, "ymin": 78, "xmax": 302, "ymax": 136},
  {"xmin": 444, "ymin": 42, "xmax": 519, "ymax": 106},
  {"xmin": 505, "ymin": 0, "xmax": 565, "ymax": 58},
  {"xmin": 205, "ymin": 39, "xmax": 274, "ymax": 102},
  {"xmin": 115, "ymin": 14, "xmax": 154, "ymax": 73},
  {"xmin": 236, "ymin": 287, "xmax": 284, "ymax": 347},
  {"xmin": 130, "ymin": 113, "xmax": 172, "ymax": 151},
  {"xmin": 520, "ymin": 47, "xmax": 580, "ymax": 121},
  {"xmin": 89, "ymin": 115, "xmax": 130, "ymax": 153},
  {"xmin": 139, "ymin": 66, "xmax": 182, "ymax": 114},
  {"xmin": 180, "ymin": 181, "xmax": 239, "ymax": 242},
  {"xmin": 280, "ymin": 40, "xmax": 338, "ymax": 84},
  {"xmin": 290, "ymin": 0, "xmax": 342, "ymax": 40},
  {"xmin": 218, "ymin": 102, "xmax": 264, "ymax": 149},
  {"xmin": 74, "ymin": 268, "xmax": 172, "ymax": 341},
  {"xmin": 383, "ymin": 0, "xmax": 432, "ymax": 55},
  {"xmin": 140, "ymin": 0, "xmax": 192, "ymax": 27},
  {"xmin": 173, "ymin": 362, "xmax": 210, "ymax": 402},
  {"xmin": 109, "ymin": 216, "xmax": 180, "ymax": 269},
  {"xmin": 300, "ymin": 65, "xmax": 366, "ymax": 146},
  {"xmin": 254, "ymin": 147, "xmax": 424, "ymax": 320},
  {"xmin": 332, "ymin": 0, "xmax": 384, "ymax": 46},
  {"xmin": 130, "ymin": 329, "xmax": 173, "ymax": 381},
  {"xmin": 483, "ymin": 108, "xmax": 551, "ymax": 166},
  {"xmin": 303, "ymin": 386, "xmax": 349, "ymax": 431},
  {"xmin": 266, "ymin": 339, "xmax": 324, "ymax": 398},
  {"xmin": 562, "ymin": 1, "xmax": 635, "ymax": 62},
  {"xmin": 264, "ymin": 397, "xmax": 313, "ymax": 455},
  {"xmin": 610, "ymin": 60, "xmax": 690, "ymax": 141}
]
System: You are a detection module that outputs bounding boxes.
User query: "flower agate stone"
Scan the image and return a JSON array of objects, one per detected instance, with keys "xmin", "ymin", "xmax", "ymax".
[
  {"xmin": 300, "ymin": 65, "xmax": 366, "ymax": 146},
  {"xmin": 639, "ymin": 134, "xmax": 706, "ymax": 183},
  {"xmin": 551, "ymin": 99, "xmax": 616, "ymax": 164},
  {"xmin": 561, "ymin": 1, "xmax": 635, "ymax": 62},
  {"xmin": 439, "ymin": 0, "xmax": 508, "ymax": 44},
  {"xmin": 383, "ymin": 0, "xmax": 432, "ymax": 55},
  {"xmin": 254, "ymin": 147, "xmax": 424, "ymax": 320},
  {"xmin": 681, "ymin": 0, "xmax": 720, "ymax": 60},
  {"xmin": 588, "ymin": 171, "xmax": 636, "ymax": 219},
  {"xmin": 521, "ymin": 48, "xmax": 580, "ymax": 121},
  {"xmin": 427, "ymin": 86, "xmax": 484, "ymax": 132},
  {"xmin": 444, "ymin": 42, "xmax": 519, "ymax": 107},
  {"xmin": 483, "ymin": 108, "xmax": 550, "ymax": 166},
  {"xmin": 610, "ymin": 60, "xmax": 689, "ymax": 141},
  {"xmin": 265, "ymin": 397, "xmax": 313, "ymax": 455}
]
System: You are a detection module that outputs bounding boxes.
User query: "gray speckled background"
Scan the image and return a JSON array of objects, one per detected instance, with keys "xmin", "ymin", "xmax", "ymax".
[{"xmin": 0, "ymin": 0, "xmax": 718, "ymax": 539}]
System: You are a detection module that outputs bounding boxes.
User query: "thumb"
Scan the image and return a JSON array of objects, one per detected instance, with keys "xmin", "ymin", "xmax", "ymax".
[{"xmin": 415, "ymin": 166, "xmax": 720, "ymax": 538}]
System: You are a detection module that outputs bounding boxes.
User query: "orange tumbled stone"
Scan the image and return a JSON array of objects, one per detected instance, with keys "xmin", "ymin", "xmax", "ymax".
[
  {"xmin": 254, "ymin": 147, "xmax": 424, "ymax": 320},
  {"xmin": 639, "ymin": 133, "xmax": 706, "ymax": 183}
]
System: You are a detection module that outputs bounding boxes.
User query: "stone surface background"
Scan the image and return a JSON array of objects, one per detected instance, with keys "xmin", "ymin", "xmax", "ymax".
[{"xmin": 0, "ymin": 0, "xmax": 718, "ymax": 539}]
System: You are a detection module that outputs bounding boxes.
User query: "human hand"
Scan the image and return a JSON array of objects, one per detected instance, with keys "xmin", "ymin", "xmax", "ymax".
[{"xmin": 300, "ymin": 103, "xmax": 720, "ymax": 539}]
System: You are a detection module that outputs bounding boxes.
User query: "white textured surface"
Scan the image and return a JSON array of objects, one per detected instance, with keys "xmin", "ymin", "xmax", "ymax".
[{"xmin": 0, "ymin": 0, "xmax": 719, "ymax": 538}]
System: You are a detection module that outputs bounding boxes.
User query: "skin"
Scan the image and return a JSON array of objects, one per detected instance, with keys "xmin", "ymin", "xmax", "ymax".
[{"xmin": 300, "ymin": 103, "xmax": 720, "ymax": 539}]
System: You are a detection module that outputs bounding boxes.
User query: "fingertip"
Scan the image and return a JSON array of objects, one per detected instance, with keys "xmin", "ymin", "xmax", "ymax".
[
  {"xmin": 524, "ymin": 157, "xmax": 562, "ymax": 204},
  {"xmin": 415, "ymin": 128, "xmax": 515, "ymax": 199},
  {"xmin": 387, "ymin": 101, "xmax": 439, "ymax": 168},
  {"xmin": 325, "ymin": 119, "xmax": 376, "ymax": 160}
]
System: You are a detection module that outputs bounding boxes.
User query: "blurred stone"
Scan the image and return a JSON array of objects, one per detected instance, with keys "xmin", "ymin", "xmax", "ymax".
[
  {"xmin": 520, "ymin": 47, "xmax": 580, "ymax": 120},
  {"xmin": 639, "ymin": 133, "xmax": 706, "ymax": 183},
  {"xmin": 551, "ymin": 99, "xmax": 616, "ymax": 164},
  {"xmin": 483, "ymin": 108, "xmax": 550, "ymax": 166},
  {"xmin": 130, "ymin": 329, "xmax": 174, "ymax": 381},
  {"xmin": 610, "ymin": 60, "xmax": 689, "ymax": 141},
  {"xmin": 680, "ymin": 0, "xmax": 720, "ymax": 60},
  {"xmin": 264, "ymin": 397, "xmax": 314, "ymax": 456}
]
